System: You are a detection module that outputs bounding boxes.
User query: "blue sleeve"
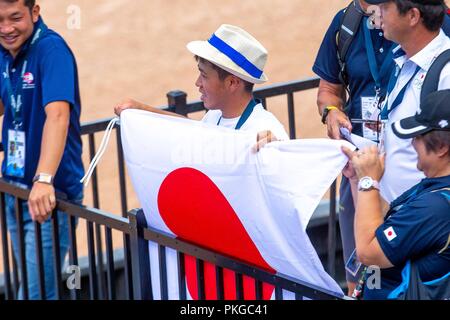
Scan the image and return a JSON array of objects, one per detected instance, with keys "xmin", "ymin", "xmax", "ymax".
[
  {"xmin": 312, "ymin": 10, "xmax": 345, "ymax": 84},
  {"xmin": 39, "ymin": 41, "xmax": 76, "ymax": 108},
  {"xmin": 0, "ymin": 56, "xmax": 3, "ymax": 95},
  {"xmin": 375, "ymin": 193, "xmax": 450, "ymax": 267},
  {"xmin": 442, "ymin": 14, "xmax": 450, "ymax": 37}
]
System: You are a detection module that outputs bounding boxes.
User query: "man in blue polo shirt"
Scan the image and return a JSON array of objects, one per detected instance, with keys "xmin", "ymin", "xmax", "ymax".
[
  {"xmin": 0, "ymin": 0, "xmax": 84, "ymax": 299},
  {"xmin": 342, "ymin": 89, "xmax": 450, "ymax": 300}
]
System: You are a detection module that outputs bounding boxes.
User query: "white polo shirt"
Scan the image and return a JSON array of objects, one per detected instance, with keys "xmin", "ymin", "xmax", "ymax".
[
  {"xmin": 202, "ymin": 103, "xmax": 290, "ymax": 140},
  {"xmin": 381, "ymin": 29, "xmax": 450, "ymax": 203}
]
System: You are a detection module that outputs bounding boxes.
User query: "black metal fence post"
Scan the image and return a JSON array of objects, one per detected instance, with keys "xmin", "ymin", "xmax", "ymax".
[
  {"xmin": 0, "ymin": 192, "xmax": 12, "ymax": 299},
  {"xmin": 15, "ymin": 198, "xmax": 28, "ymax": 300},
  {"xmin": 128, "ymin": 209, "xmax": 152, "ymax": 300},
  {"xmin": 167, "ymin": 91, "xmax": 188, "ymax": 116}
]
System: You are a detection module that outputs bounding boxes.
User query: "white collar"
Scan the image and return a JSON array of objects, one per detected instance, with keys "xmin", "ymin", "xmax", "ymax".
[{"xmin": 394, "ymin": 29, "xmax": 449, "ymax": 71}]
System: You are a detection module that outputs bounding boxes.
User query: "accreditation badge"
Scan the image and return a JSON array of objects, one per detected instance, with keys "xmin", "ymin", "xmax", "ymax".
[
  {"xmin": 6, "ymin": 129, "xmax": 25, "ymax": 178},
  {"xmin": 345, "ymin": 249, "xmax": 363, "ymax": 277},
  {"xmin": 361, "ymin": 96, "xmax": 379, "ymax": 141}
]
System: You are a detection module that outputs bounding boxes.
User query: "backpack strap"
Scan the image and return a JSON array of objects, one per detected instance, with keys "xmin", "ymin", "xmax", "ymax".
[
  {"xmin": 420, "ymin": 49, "xmax": 450, "ymax": 105},
  {"xmin": 336, "ymin": 1, "xmax": 364, "ymax": 88}
]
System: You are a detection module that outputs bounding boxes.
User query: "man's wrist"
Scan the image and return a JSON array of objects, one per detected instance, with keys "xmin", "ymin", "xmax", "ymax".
[
  {"xmin": 358, "ymin": 176, "xmax": 380, "ymax": 192},
  {"xmin": 32, "ymin": 173, "xmax": 54, "ymax": 185},
  {"xmin": 321, "ymin": 105, "xmax": 340, "ymax": 124}
]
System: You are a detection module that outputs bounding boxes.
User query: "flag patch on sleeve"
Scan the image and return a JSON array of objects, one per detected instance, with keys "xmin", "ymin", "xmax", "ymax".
[{"xmin": 384, "ymin": 226, "xmax": 397, "ymax": 242}]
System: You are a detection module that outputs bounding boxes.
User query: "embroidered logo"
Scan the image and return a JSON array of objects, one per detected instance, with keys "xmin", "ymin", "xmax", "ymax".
[
  {"xmin": 413, "ymin": 72, "xmax": 426, "ymax": 89},
  {"xmin": 384, "ymin": 226, "xmax": 397, "ymax": 242},
  {"xmin": 22, "ymin": 72, "xmax": 35, "ymax": 89}
]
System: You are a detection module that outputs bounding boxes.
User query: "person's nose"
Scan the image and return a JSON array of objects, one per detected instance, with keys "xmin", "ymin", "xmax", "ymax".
[
  {"xmin": 0, "ymin": 22, "xmax": 14, "ymax": 35},
  {"xmin": 195, "ymin": 75, "xmax": 201, "ymax": 88}
]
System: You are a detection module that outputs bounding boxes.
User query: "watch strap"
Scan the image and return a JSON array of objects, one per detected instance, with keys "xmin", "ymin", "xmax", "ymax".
[
  {"xmin": 32, "ymin": 173, "xmax": 54, "ymax": 185},
  {"xmin": 321, "ymin": 105, "xmax": 339, "ymax": 124}
]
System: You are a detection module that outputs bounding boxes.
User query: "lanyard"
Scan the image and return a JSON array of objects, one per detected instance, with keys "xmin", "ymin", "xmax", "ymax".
[
  {"xmin": 4, "ymin": 61, "xmax": 27, "ymax": 128},
  {"xmin": 362, "ymin": 18, "xmax": 395, "ymax": 96},
  {"xmin": 217, "ymin": 98, "xmax": 258, "ymax": 130},
  {"xmin": 3, "ymin": 22, "xmax": 47, "ymax": 129},
  {"xmin": 380, "ymin": 64, "xmax": 421, "ymax": 120}
]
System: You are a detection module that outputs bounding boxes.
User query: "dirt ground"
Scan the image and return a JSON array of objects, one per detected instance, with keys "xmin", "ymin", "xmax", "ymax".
[{"xmin": 0, "ymin": 0, "xmax": 381, "ymax": 274}]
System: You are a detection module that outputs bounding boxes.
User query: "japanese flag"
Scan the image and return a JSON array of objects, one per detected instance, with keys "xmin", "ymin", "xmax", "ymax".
[
  {"xmin": 120, "ymin": 110, "xmax": 354, "ymax": 300},
  {"xmin": 384, "ymin": 226, "xmax": 397, "ymax": 242}
]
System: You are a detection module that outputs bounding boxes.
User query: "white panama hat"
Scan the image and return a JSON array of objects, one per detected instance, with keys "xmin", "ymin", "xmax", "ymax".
[{"xmin": 187, "ymin": 24, "xmax": 268, "ymax": 84}]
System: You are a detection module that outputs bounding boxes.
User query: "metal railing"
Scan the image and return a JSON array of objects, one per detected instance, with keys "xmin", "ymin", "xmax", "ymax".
[
  {"xmin": 0, "ymin": 179, "xmax": 131, "ymax": 300},
  {"xmin": 0, "ymin": 76, "xmax": 344, "ymax": 300}
]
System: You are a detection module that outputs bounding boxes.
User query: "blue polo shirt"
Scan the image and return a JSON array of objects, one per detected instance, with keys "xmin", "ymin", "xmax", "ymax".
[
  {"xmin": 0, "ymin": 17, "xmax": 84, "ymax": 199},
  {"xmin": 313, "ymin": 9, "xmax": 450, "ymax": 137},
  {"xmin": 363, "ymin": 175, "xmax": 450, "ymax": 300}
]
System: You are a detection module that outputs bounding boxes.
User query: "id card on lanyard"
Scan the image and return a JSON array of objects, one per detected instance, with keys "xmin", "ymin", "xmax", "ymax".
[
  {"xmin": 362, "ymin": 18, "xmax": 395, "ymax": 141},
  {"xmin": 6, "ymin": 129, "xmax": 25, "ymax": 178},
  {"xmin": 5, "ymin": 61, "xmax": 27, "ymax": 178},
  {"xmin": 4, "ymin": 23, "xmax": 46, "ymax": 178}
]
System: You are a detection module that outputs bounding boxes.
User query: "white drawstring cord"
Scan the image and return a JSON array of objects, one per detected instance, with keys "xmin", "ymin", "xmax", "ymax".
[{"xmin": 80, "ymin": 117, "xmax": 120, "ymax": 187}]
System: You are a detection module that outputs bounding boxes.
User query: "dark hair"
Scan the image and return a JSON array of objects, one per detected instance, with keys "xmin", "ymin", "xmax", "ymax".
[
  {"xmin": 421, "ymin": 130, "xmax": 450, "ymax": 158},
  {"xmin": 393, "ymin": 0, "xmax": 446, "ymax": 31},
  {"xmin": 0, "ymin": 0, "xmax": 35, "ymax": 10},
  {"xmin": 195, "ymin": 56, "xmax": 254, "ymax": 93}
]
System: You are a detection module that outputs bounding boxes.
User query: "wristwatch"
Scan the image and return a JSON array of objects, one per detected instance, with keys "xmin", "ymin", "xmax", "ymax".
[
  {"xmin": 321, "ymin": 105, "xmax": 339, "ymax": 124},
  {"xmin": 358, "ymin": 176, "xmax": 380, "ymax": 192},
  {"xmin": 32, "ymin": 173, "xmax": 54, "ymax": 185}
]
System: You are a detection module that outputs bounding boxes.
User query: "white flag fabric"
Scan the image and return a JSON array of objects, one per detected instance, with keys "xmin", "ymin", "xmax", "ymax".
[{"xmin": 120, "ymin": 110, "xmax": 354, "ymax": 300}]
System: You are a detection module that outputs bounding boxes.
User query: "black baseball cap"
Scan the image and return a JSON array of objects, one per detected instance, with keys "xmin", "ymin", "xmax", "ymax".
[
  {"xmin": 365, "ymin": 0, "xmax": 444, "ymax": 4},
  {"xmin": 392, "ymin": 90, "xmax": 450, "ymax": 139}
]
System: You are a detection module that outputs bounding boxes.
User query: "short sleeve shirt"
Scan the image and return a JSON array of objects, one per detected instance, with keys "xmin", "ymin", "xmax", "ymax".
[
  {"xmin": 363, "ymin": 176, "xmax": 450, "ymax": 300},
  {"xmin": 202, "ymin": 103, "xmax": 290, "ymax": 140},
  {"xmin": 312, "ymin": 9, "xmax": 395, "ymax": 137},
  {"xmin": 0, "ymin": 18, "xmax": 84, "ymax": 199},
  {"xmin": 380, "ymin": 30, "xmax": 450, "ymax": 203}
]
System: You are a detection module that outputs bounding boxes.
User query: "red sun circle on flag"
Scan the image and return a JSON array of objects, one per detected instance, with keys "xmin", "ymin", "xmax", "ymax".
[{"xmin": 157, "ymin": 167, "xmax": 275, "ymax": 300}]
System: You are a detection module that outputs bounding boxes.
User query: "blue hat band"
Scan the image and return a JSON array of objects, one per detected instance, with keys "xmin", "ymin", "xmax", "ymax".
[{"xmin": 208, "ymin": 34, "xmax": 263, "ymax": 79}]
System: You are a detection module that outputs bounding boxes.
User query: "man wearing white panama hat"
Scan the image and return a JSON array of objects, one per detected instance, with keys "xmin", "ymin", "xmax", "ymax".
[{"xmin": 114, "ymin": 24, "xmax": 289, "ymax": 140}]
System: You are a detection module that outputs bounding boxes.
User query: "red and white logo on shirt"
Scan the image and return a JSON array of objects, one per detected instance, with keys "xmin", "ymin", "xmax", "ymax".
[
  {"xmin": 23, "ymin": 72, "xmax": 34, "ymax": 84},
  {"xmin": 384, "ymin": 226, "xmax": 397, "ymax": 242},
  {"xmin": 22, "ymin": 72, "xmax": 35, "ymax": 89}
]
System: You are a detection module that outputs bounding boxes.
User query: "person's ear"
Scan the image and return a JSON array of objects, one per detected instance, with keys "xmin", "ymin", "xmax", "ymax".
[
  {"xmin": 31, "ymin": 4, "xmax": 40, "ymax": 23},
  {"xmin": 409, "ymin": 7, "xmax": 421, "ymax": 28},
  {"xmin": 437, "ymin": 144, "xmax": 450, "ymax": 159},
  {"xmin": 227, "ymin": 75, "xmax": 242, "ymax": 92}
]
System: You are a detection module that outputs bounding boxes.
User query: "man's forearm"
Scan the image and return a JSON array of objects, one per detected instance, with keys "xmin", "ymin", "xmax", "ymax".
[
  {"xmin": 0, "ymin": 99, "xmax": 4, "ymax": 117},
  {"xmin": 354, "ymin": 190, "xmax": 384, "ymax": 262},
  {"xmin": 35, "ymin": 109, "xmax": 69, "ymax": 176},
  {"xmin": 316, "ymin": 78, "xmax": 346, "ymax": 116},
  {"xmin": 317, "ymin": 90, "xmax": 344, "ymax": 115},
  {"xmin": 135, "ymin": 102, "xmax": 185, "ymax": 118}
]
